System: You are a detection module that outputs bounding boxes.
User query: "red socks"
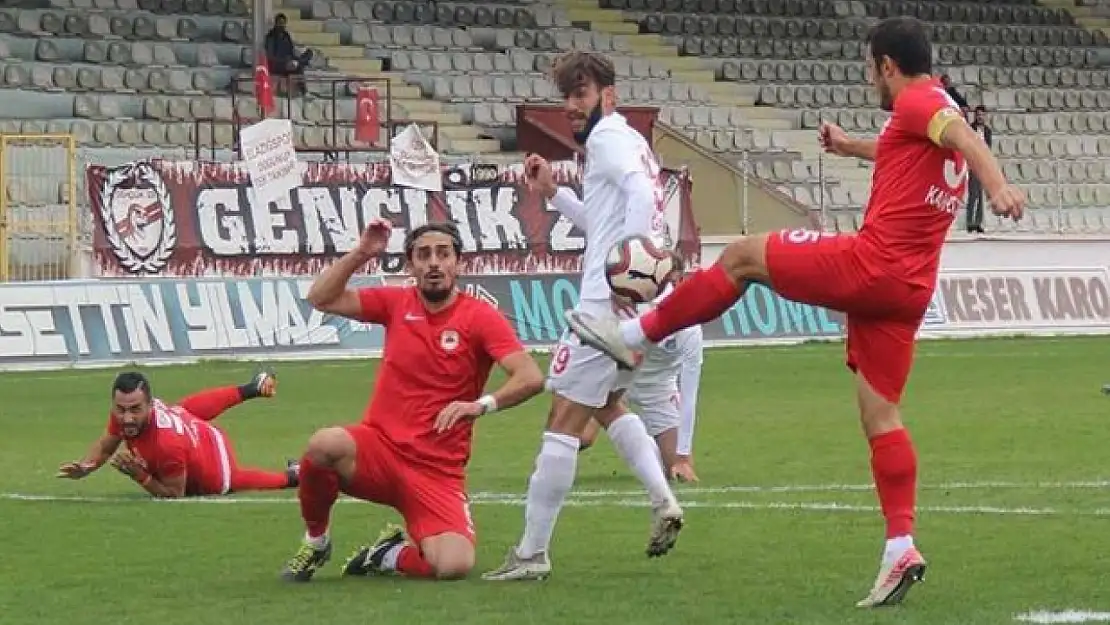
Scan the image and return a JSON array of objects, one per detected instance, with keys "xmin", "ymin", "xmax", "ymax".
[
  {"xmin": 230, "ymin": 468, "xmax": 291, "ymax": 491},
  {"xmin": 298, "ymin": 456, "xmax": 339, "ymax": 538},
  {"xmin": 869, "ymin": 428, "xmax": 917, "ymax": 538},
  {"xmin": 396, "ymin": 545, "xmax": 435, "ymax": 578},
  {"xmin": 641, "ymin": 263, "xmax": 745, "ymax": 342},
  {"xmin": 178, "ymin": 386, "xmax": 243, "ymax": 422}
]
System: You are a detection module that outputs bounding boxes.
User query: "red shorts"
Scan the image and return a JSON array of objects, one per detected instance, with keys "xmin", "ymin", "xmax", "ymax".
[
  {"xmin": 342, "ymin": 424, "xmax": 475, "ymax": 545},
  {"xmin": 764, "ymin": 229, "xmax": 934, "ymax": 403}
]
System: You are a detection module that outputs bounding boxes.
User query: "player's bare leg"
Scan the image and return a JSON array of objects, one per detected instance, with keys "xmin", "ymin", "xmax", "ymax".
[
  {"xmin": 653, "ymin": 428, "xmax": 680, "ymax": 479},
  {"xmin": 177, "ymin": 369, "xmax": 277, "ymax": 422},
  {"xmin": 565, "ymin": 235, "xmax": 769, "ymax": 368},
  {"xmin": 577, "ymin": 417, "xmax": 603, "ymax": 452},
  {"xmin": 345, "ymin": 527, "xmax": 474, "ymax": 580},
  {"xmin": 281, "ymin": 426, "xmax": 357, "ymax": 581},
  {"xmin": 855, "ymin": 373, "xmax": 926, "ymax": 607}
]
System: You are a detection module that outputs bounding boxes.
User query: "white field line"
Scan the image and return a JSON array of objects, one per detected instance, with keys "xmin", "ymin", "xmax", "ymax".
[
  {"xmin": 1015, "ymin": 611, "xmax": 1110, "ymax": 624},
  {"xmin": 4, "ymin": 492, "xmax": 1110, "ymax": 518}
]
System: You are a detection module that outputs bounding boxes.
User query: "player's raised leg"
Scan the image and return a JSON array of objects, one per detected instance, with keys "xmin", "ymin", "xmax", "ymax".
[
  {"xmin": 281, "ymin": 426, "xmax": 358, "ymax": 581},
  {"xmin": 228, "ymin": 461, "xmax": 299, "ymax": 492},
  {"xmin": 177, "ymin": 369, "xmax": 277, "ymax": 422},
  {"xmin": 565, "ymin": 234, "xmax": 769, "ymax": 369}
]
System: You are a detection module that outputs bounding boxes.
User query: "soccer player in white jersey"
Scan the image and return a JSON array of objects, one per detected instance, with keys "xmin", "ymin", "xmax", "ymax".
[
  {"xmin": 577, "ymin": 324, "xmax": 704, "ymax": 482},
  {"xmin": 482, "ymin": 51, "xmax": 685, "ymax": 581}
]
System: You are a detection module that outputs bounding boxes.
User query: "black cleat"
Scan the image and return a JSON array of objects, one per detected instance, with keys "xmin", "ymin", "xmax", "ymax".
[
  {"xmin": 282, "ymin": 540, "xmax": 332, "ymax": 582},
  {"xmin": 342, "ymin": 525, "xmax": 406, "ymax": 577}
]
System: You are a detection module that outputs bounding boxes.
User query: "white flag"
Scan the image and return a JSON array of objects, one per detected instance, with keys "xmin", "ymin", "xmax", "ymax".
[{"xmin": 389, "ymin": 123, "xmax": 442, "ymax": 192}]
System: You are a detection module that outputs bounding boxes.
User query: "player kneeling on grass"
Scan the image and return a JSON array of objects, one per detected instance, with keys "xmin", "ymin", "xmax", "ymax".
[
  {"xmin": 579, "ymin": 325, "xmax": 704, "ymax": 483},
  {"xmin": 282, "ymin": 220, "xmax": 545, "ymax": 582},
  {"xmin": 57, "ymin": 370, "xmax": 299, "ymax": 498}
]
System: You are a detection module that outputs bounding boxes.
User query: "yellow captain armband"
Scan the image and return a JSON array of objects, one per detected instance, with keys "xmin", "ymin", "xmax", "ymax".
[{"xmin": 926, "ymin": 107, "xmax": 962, "ymax": 146}]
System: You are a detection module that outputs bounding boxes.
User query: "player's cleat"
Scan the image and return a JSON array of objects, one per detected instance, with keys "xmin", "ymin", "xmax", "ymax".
[
  {"xmin": 342, "ymin": 524, "xmax": 406, "ymax": 577},
  {"xmin": 563, "ymin": 310, "xmax": 638, "ymax": 370},
  {"xmin": 480, "ymin": 548, "xmax": 552, "ymax": 581},
  {"xmin": 281, "ymin": 540, "xmax": 332, "ymax": 582},
  {"xmin": 284, "ymin": 459, "xmax": 300, "ymax": 488},
  {"xmin": 1101, "ymin": 384, "xmax": 1110, "ymax": 395},
  {"xmin": 855, "ymin": 546, "xmax": 927, "ymax": 608},
  {"xmin": 647, "ymin": 502, "xmax": 684, "ymax": 557},
  {"xmin": 244, "ymin": 369, "xmax": 277, "ymax": 399}
]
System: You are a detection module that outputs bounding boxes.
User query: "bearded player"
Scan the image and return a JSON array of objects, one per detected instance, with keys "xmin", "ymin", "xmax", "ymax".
[
  {"xmin": 280, "ymin": 220, "xmax": 545, "ymax": 582},
  {"xmin": 565, "ymin": 17, "xmax": 1025, "ymax": 607},
  {"xmin": 482, "ymin": 51, "xmax": 685, "ymax": 582},
  {"xmin": 57, "ymin": 370, "xmax": 298, "ymax": 497},
  {"xmin": 578, "ymin": 324, "xmax": 704, "ymax": 482}
]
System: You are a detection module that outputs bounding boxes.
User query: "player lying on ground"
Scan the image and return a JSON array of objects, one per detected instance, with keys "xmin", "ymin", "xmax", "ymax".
[
  {"xmin": 564, "ymin": 17, "xmax": 1025, "ymax": 608},
  {"xmin": 483, "ymin": 51, "xmax": 686, "ymax": 582},
  {"xmin": 282, "ymin": 220, "xmax": 545, "ymax": 582},
  {"xmin": 579, "ymin": 324, "xmax": 705, "ymax": 483},
  {"xmin": 58, "ymin": 370, "xmax": 298, "ymax": 498}
]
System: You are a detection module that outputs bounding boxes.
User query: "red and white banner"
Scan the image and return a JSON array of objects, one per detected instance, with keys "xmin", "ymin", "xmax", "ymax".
[{"xmin": 86, "ymin": 160, "xmax": 698, "ymax": 277}]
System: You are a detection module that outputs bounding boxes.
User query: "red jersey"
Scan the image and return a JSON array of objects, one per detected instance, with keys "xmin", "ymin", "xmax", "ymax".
[
  {"xmin": 354, "ymin": 287, "xmax": 524, "ymax": 477},
  {"xmin": 107, "ymin": 399, "xmax": 231, "ymax": 495},
  {"xmin": 860, "ymin": 78, "xmax": 966, "ymax": 288}
]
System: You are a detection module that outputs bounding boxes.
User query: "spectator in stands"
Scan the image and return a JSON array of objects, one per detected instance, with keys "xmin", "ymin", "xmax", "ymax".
[
  {"xmin": 265, "ymin": 14, "xmax": 314, "ymax": 93},
  {"xmin": 965, "ymin": 106, "xmax": 993, "ymax": 233},
  {"xmin": 939, "ymin": 74, "xmax": 969, "ymax": 115}
]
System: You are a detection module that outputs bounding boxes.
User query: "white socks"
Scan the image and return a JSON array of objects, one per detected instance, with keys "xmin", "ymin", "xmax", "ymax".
[
  {"xmin": 517, "ymin": 431, "xmax": 580, "ymax": 559},
  {"xmin": 607, "ymin": 414, "xmax": 677, "ymax": 509},
  {"xmin": 304, "ymin": 532, "xmax": 329, "ymax": 549},
  {"xmin": 883, "ymin": 535, "xmax": 915, "ymax": 564},
  {"xmin": 619, "ymin": 319, "xmax": 647, "ymax": 350},
  {"xmin": 381, "ymin": 543, "xmax": 404, "ymax": 571}
]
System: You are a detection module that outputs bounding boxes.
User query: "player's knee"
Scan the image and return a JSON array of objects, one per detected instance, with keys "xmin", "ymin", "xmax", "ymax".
[
  {"xmin": 719, "ymin": 234, "xmax": 769, "ymax": 281},
  {"xmin": 304, "ymin": 427, "xmax": 354, "ymax": 467},
  {"xmin": 546, "ymin": 395, "xmax": 594, "ymax": 436},
  {"xmin": 424, "ymin": 539, "xmax": 475, "ymax": 580}
]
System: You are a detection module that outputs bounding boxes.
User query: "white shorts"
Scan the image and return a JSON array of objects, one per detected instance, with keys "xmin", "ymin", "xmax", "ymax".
[
  {"xmin": 545, "ymin": 299, "xmax": 638, "ymax": 409},
  {"xmin": 626, "ymin": 326, "xmax": 704, "ymax": 437}
]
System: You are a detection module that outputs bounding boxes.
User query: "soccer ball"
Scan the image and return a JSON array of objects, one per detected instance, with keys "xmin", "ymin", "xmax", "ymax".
[{"xmin": 605, "ymin": 235, "xmax": 677, "ymax": 304}]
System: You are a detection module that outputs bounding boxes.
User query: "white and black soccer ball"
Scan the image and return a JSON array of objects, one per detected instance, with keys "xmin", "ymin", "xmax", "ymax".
[{"xmin": 605, "ymin": 235, "xmax": 676, "ymax": 304}]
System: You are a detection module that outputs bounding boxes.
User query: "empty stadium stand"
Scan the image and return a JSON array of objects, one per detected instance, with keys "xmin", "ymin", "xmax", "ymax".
[{"xmin": 2, "ymin": 0, "xmax": 1110, "ymax": 279}]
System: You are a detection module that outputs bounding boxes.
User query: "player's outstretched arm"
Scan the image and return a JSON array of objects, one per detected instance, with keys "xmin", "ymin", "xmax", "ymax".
[
  {"xmin": 307, "ymin": 219, "xmax": 392, "ymax": 320},
  {"xmin": 819, "ymin": 121, "xmax": 877, "ymax": 161},
  {"xmin": 57, "ymin": 433, "xmax": 122, "ymax": 479},
  {"xmin": 936, "ymin": 118, "xmax": 1025, "ymax": 220}
]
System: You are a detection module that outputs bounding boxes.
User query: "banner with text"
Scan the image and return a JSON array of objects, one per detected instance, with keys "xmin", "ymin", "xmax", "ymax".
[
  {"xmin": 5, "ymin": 266, "xmax": 1108, "ymax": 370},
  {"xmin": 0, "ymin": 274, "xmax": 843, "ymax": 370},
  {"xmin": 86, "ymin": 160, "xmax": 697, "ymax": 278}
]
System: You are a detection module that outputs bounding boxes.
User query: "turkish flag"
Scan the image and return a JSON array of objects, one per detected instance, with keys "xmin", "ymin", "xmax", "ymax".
[
  {"xmin": 254, "ymin": 60, "xmax": 275, "ymax": 116},
  {"xmin": 355, "ymin": 86, "xmax": 380, "ymax": 145}
]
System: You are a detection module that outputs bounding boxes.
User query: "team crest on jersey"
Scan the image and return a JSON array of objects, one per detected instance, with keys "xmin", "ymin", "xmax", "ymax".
[
  {"xmin": 97, "ymin": 162, "xmax": 176, "ymax": 274},
  {"xmin": 440, "ymin": 329, "xmax": 460, "ymax": 352}
]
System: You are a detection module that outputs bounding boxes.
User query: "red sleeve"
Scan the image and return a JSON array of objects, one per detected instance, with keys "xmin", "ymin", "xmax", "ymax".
[
  {"xmin": 896, "ymin": 83, "xmax": 963, "ymax": 145},
  {"xmin": 475, "ymin": 303, "xmax": 525, "ymax": 362},
  {"xmin": 355, "ymin": 287, "xmax": 403, "ymax": 324},
  {"xmin": 106, "ymin": 414, "xmax": 120, "ymax": 436}
]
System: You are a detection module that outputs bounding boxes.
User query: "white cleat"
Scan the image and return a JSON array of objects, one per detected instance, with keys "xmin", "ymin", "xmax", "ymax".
[
  {"xmin": 855, "ymin": 546, "xmax": 927, "ymax": 608},
  {"xmin": 647, "ymin": 502, "xmax": 684, "ymax": 558},
  {"xmin": 481, "ymin": 548, "xmax": 552, "ymax": 581},
  {"xmin": 564, "ymin": 310, "xmax": 639, "ymax": 370}
]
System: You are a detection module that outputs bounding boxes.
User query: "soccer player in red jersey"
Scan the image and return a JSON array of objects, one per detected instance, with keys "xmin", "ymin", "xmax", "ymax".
[
  {"xmin": 281, "ymin": 220, "xmax": 545, "ymax": 583},
  {"xmin": 57, "ymin": 370, "xmax": 298, "ymax": 497},
  {"xmin": 564, "ymin": 16, "xmax": 1026, "ymax": 607}
]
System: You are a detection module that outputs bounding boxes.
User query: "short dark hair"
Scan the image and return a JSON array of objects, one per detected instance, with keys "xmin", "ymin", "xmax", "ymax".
[
  {"xmin": 550, "ymin": 51, "xmax": 616, "ymax": 97},
  {"xmin": 404, "ymin": 222, "xmax": 462, "ymax": 260},
  {"xmin": 274, "ymin": 13, "xmax": 286, "ymax": 22},
  {"xmin": 974, "ymin": 105, "xmax": 987, "ymax": 113},
  {"xmin": 866, "ymin": 17, "xmax": 932, "ymax": 77},
  {"xmin": 113, "ymin": 371, "xmax": 151, "ymax": 400}
]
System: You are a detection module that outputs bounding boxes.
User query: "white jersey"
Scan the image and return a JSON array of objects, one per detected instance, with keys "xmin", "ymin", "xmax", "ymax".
[{"xmin": 571, "ymin": 112, "xmax": 667, "ymax": 302}]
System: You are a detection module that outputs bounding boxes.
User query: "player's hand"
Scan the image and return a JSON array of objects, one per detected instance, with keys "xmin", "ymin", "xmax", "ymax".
[
  {"xmin": 670, "ymin": 457, "xmax": 699, "ymax": 483},
  {"xmin": 433, "ymin": 401, "xmax": 485, "ymax": 433},
  {"xmin": 818, "ymin": 121, "xmax": 852, "ymax": 157},
  {"xmin": 109, "ymin": 450, "xmax": 148, "ymax": 480},
  {"xmin": 357, "ymin": 218, "xmax": 392, "ymax": 258},
  {"xmin": 56, "ymin": 461, "xmax": 97, "ymax": 479},
  {"xmin": 523, "ymin": 153, "xmax": 557, "ymax": 199},
  {"xmin": 988, "ymin": 184, "xmax": 1026, "ymax": 221}
]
